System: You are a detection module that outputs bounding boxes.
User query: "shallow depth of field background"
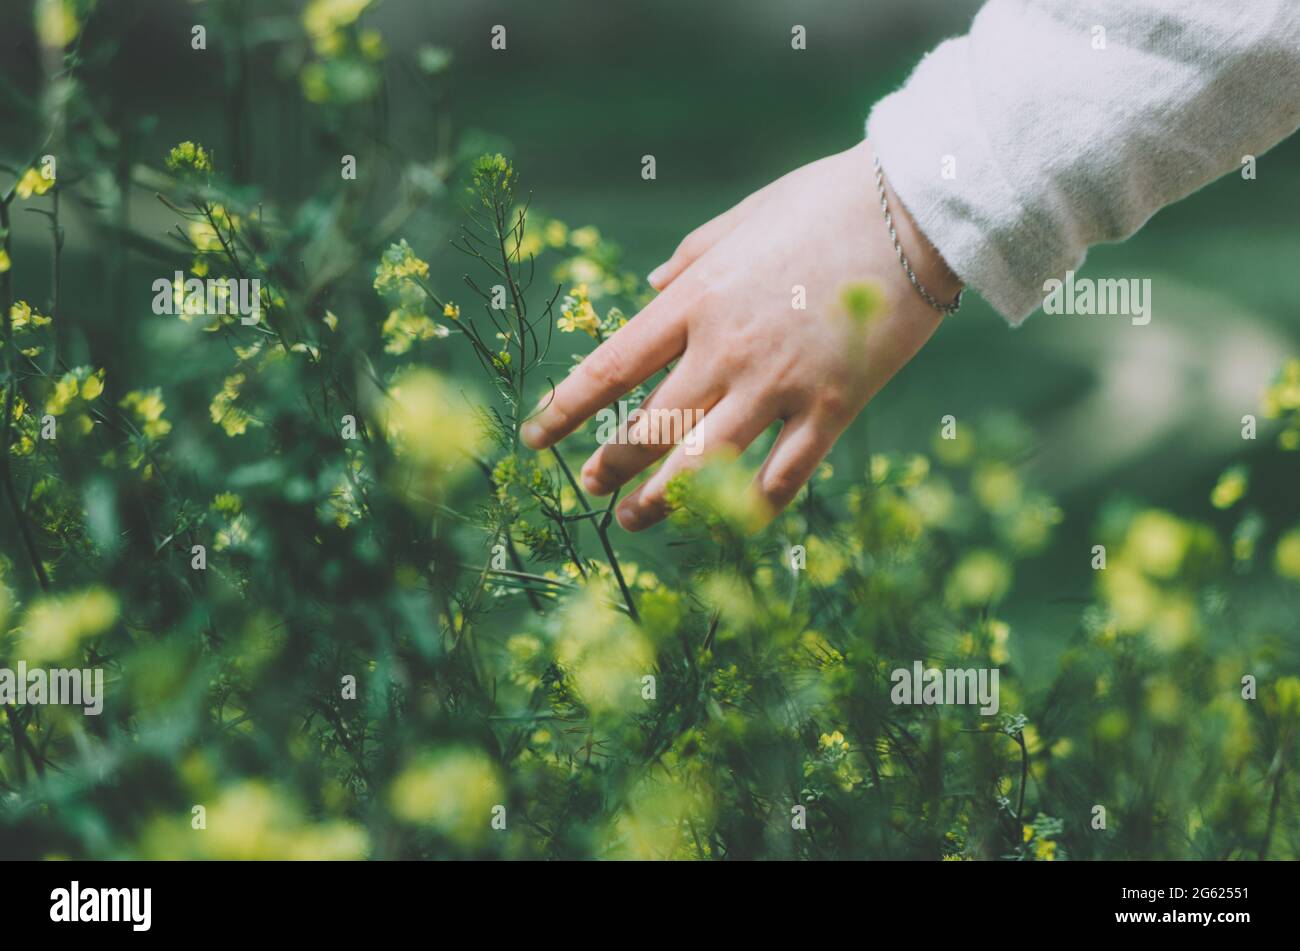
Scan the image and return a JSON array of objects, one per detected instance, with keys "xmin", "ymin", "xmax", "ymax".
[
  {"xmin": 2, "ymin": 0, "xmax": 1298, "ymax": 859},
  {"xmin": 8, "ymin": 0, "xmax": 1298, "ymax": 680}
]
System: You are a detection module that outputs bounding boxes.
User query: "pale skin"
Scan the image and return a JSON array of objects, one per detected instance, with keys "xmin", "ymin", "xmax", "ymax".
[{"xmin": 520, "ymin": 139, "xmax": 963, "ymax": 531}]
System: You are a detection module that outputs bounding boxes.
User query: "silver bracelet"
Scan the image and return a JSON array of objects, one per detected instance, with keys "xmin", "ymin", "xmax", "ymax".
[{"xmin": 873, "ymin": 154, "xmax": 962, "ymax": 317}]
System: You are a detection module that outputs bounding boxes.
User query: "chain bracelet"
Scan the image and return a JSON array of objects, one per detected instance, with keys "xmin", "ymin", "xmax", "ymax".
[{"xmin": 873, "ymin": 154, "xmax": 962, "ymax": 317}]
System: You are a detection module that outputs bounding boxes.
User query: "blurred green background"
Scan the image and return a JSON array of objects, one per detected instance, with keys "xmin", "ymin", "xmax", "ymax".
[
  {"xmin": 3, "ymin": 0, "xmax": 1299, "ymax": 860},
  {"xmin": 7, "ymin": 0, "xmax": 1297, "ymax": 671}
]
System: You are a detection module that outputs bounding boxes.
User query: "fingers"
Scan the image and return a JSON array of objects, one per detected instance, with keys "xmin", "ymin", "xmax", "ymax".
[
  {"xmin": 646, "ymin": 190, "xmax": 764, "ymax": 291},
  {"xmin": 580, "ymin": 352, "xmax": 722, "ymax": 496},
  {"xmin": 615, "ymin": 410, "xmax": 842, "ymax": 533},
  {"xmin": 615, "ymin": 395, "xmax": 777, "ymax": 532},
  {"xmin": 520, "ymin": 293, "xmax": 688, "ymax": 451},
  {"xmin": 751, "ymin": 415, "xmax": 840, "ymax": 516}
]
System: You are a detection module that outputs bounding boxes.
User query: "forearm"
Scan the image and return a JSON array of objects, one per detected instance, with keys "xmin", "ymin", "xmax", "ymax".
[{"xmin": 867, "ymin": 0, "xmax": 1300, "ymax": 325}]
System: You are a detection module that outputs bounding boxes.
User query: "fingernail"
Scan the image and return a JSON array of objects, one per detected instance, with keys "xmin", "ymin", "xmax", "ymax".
[
  {"xmin": 615, "ymin": 503, "xmax": 641, "ymax": 532},
  {"xmin": 646, "ymin": 263, "xmax": 669, "ymax": 289},
  {"xmin": 582, "ymin": 470, "xmax": 612, "ymax": 496},
  {"xmin": 520, "ymin": 420, "xmax": 545, "ymax": 449}
]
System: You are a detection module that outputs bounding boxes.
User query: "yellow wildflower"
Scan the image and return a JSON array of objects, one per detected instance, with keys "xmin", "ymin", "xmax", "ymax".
[
  {"xmin": 1210, "ymin": 466, "xmax": 1248, "ymax": 509},
  {"xmin": 10, "ymin": 301, "xmax": 53, "ymax": 330},
  {"xmin": 80, "ymin": 369, "xmax": 105, "ymax": 401},
  {"xmin": 45, "ymin": 372, "xmax": 81, "ymax": 416},
  {"xmin": 17, "ymin": 587, "xmax": 119, "ymax": 663},
  {"xmin": 544, "ymin": 220, "xmax": 569, "ymax": 247},
  {"xmin": 303, "ymin": 0, "xmax": 372, "ymax": 56},
  {"xmin": 165, "ymin": 141, "xmax": 213, "ymax": 174},
  {"xmin": 557, "ymin": 285, "xmax": 599, "ymax": 336},
  {"xmin": 1275, "ymin": 526, "xmax": 1300, "ymax": 583},
  {"xmin": 15, "ymin": 166, "xmax": 55, "ymax": 199},
  {"xmin": 35, "ymin": 0, "xmax": 78, "ymax": 47}
]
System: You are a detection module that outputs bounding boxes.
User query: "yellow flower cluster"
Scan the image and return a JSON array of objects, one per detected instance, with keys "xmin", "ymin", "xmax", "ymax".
[
  {"xmin": 1210, "ymin": 465, "xmax": 1248, "ymax": 509},
  {"xmin": 45, "ymin": 368, "xmax": 105, "ymax": 427},
  {"xmin": 374, "ymin": 240, "xmax": 429, "ymax": 293},
  {"xmin": 373, "ymin": 368, "xmax": 482, "ymax": 508},
  {"xmin": 188, "ymin": 205, "xmax": 238, "ymax": 253},
  {"xmin": 302, "ymin": 0, "xmax": 373, "ymax": 56},
  {"xmin": 35, "ymin": 0, "xmax": 79, "ymax": 48},
  {"xmin": 10, "ymin": 300, "xmax": 53, "ymax": 330},
  {"xmin": 15, "ymin": 166, "xmax": 55, "ymax": 199},
  {"xmin": 1276, "ymin": 526, "xmax": 1300, "ymax": 583},
  {"xmin": 553, "ymin": 587, "xmax": 653, "ymax": 713},
  {"xmin": 381, "ymin": 308, "xmax": 448, "ymax": 354},
  {"xmin": 210, "ymin": 373, "xmax": 259, "ymax": 437},
  {"xmin": 809, "ymin": 729, "xmax": 864, "ymax": 791},
  {"xmin": 1022, "ymin": 825, "xmax": 1058, "ymax": 860},
  {"xmin": 557, "ymin": 284, "xmax": 600, "ymax": 336},
  {"xmin": 164, "ymin": 140, "xmax": 213, "ymax": 174},
  {"xmin": 1262, "ymin": 357, "xmax": 1300, "ymax": 450},
  {"xmin": 17, "ymin": 587, "xmax": 119, "ymax": 663},
  {"xmin": 6, "ymin": 301, "xmax": 53, "ymax": 358},
  {"xmin": 141, "ymin": 781, "xmax": 368, "ymax": 860},
  {"xmin": 1098, "ymin": 508, "xmax": 1219, "ymax": 650},
  {"xmin": 389, "ymin": 748, "xmax": 501, "ymax": 845},
  {"xmin": 120, "ymin": 388, "xmax": 171, "ymax": 441},
  {"xmin": 374, "ymin": 241, "xmax": 448, "ymax": 353}
]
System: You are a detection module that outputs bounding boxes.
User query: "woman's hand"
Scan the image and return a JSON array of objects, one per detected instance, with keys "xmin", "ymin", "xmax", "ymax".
[{"xmin": 520, "ymin": 140, "xmax": 961, "ymax": 531}]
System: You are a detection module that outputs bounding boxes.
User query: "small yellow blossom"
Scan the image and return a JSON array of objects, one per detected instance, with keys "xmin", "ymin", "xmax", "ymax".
[
  {"xmin": 373, "ymin": 240, "xmax": 430, "ymax": 294},
  {"xmin": 303, "ymin": 0, "xmax": 372, "ymax": 56},
  {"xmin": 80, "ymin": 370, "xmax": 105, "ymax": 401},
  {"xmin": 15, "ymin": 166, "xmax": 55, "ymax": 199},
  {"xmin": 358, "ymin": 28, "xmax": 385, "ymax": 59},
  {"xmin": 35, "ymin": 0, "xmax": 79, "ymax": 47},
  {"xmin": 381, "ymin": 308, "xmax": 447, "ymax": 355},
  {"xmin": 45, "ymin": 372, "xmax": 82, "ymax": 416},
  {"xmin": 121, "ymin": 389, "xmax": 172, "ymax": 441},
  {"xmin": 210, "ymin": 374, "xmax": 258, "ymax": 437},
  {"xmin": 544, "ymin": 220, "xmax": 569, "ymax": 247},
  {"xmin": 1210, "ymin": 466, "xmax": 1248, "ymax": 509},
  {"xmin": 10, "ymin": 301, "xmax": 53, "ymax": 330},
  {"xmin": 1275, "ymin": 526, "xmax": 1300, "ymax": 583},
  {"xmin": 989, "ymin": 619, "xmax": 1011, "ymax": 664},
  {"xmin": 165, "ymin": 141, "xmax": 213, "ymax": 174},
  {"xmin": 819, "ymin": 730, "xmax": 846, "ymax": 750},
  {"xmin": 570, "ymin": 226, "xmax": 600, "ymax": 250},
  {"xmin": 557, "ymin": 285, "xmax": 599, "ymax": 336},
  {"xmin": 17, "ymin": 587, "xmax": 119, "ymax": 663}
]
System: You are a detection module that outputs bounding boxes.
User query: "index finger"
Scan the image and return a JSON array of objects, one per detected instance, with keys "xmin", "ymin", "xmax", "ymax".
[{"xmin": 520, "ymin": 292, "xmax": 688, "ymax": 450}]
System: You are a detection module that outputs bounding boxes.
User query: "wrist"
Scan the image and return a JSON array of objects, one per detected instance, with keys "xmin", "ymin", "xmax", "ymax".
[{"xmin": 862, "ymin": 140, "xmax": 964, "ymax": 311}]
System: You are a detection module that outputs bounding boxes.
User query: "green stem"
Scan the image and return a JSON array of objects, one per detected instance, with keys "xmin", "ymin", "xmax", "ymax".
[
  {"xmin": 550, "ymin": 446, "xmax": 638, "ymax": 623},
  {"xmin": 0, "ymin": 198, "xmax": 50, "ymax": 592}
]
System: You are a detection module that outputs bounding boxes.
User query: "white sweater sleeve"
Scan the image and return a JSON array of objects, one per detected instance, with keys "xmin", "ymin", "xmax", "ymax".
[{"xmin": 866, "ymin": 0, "xmax": 1300, "ymax": 326}]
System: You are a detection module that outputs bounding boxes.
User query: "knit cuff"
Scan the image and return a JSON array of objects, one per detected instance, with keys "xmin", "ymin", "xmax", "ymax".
[{"xmin": 866, "ymin": 39, "xmax": 1064, "ymax": 327}]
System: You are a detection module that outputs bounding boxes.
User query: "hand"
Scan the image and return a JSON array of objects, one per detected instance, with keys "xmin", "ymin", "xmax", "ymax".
[{"xmin": 520, "ymin": 140, "xmax": 961, "ymax": 531}]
